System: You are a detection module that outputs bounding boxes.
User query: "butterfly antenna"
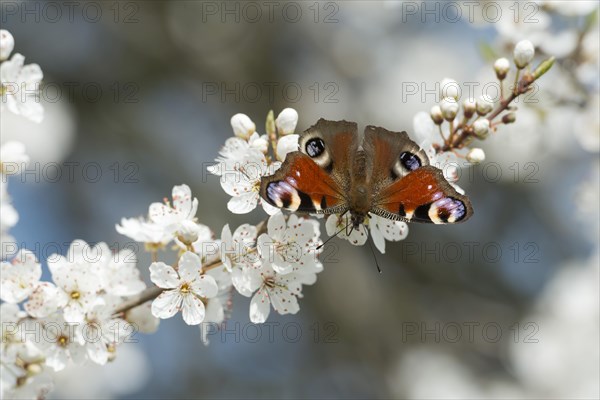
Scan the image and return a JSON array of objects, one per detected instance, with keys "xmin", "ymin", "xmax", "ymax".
[
  {"xmin": 366, "ymin": 230, "xmax": 382, "ymax": 274},
  {"xmin": 317, "ymin": 222, "xmax": 351, "ymax": 250}
]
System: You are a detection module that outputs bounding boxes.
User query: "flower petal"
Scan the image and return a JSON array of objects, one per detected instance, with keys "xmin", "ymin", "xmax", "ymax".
[
  {"xmin": 149, "ymin": 262, "xmax": 180, "ymax": 289},
  {"xmin": 227, "ymin": 192, "xmax": 258, "ymax": 214},
  {"xmin": 178, "ymin": 251, "xmax": 202, "ymax": 283},
  {"xmin": 181, "ymin": 294, "xmax": 206, "ymax": 325},
  {"xmin": 151, "ymin": 290, "xmax": 182, "ymax": 319},
  {"xmin": 249, "ymin": 289, "xmax": 271, "ymax": 324},
  {"xmin": 191, "ymin": 275, "xmax": 218, "ymax": 298}
]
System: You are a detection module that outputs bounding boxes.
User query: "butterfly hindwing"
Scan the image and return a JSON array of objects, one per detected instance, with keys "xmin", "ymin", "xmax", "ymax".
[{"xmin": 373, "ymin": 165, "xmax": 473, "ymax": 224}]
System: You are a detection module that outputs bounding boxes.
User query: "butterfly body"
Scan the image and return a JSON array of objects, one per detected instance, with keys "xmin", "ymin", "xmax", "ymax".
[{"xmin": 260, "ymin": 119, "xmax": 473, "ymax": 229}]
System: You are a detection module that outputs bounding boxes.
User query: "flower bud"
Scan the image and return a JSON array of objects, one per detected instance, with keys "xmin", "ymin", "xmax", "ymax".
[
  {"xmin": 476, "ymin": 95, "xmax": 494, "ymax": 115},
  {"xmin": 275, "ymin": 108, "xmax": 298, "ymax": 136},
  {"xmin": 462, "ymin": 98, "xmax": 476, "ymax": 119},
  {"xmin": 440, "ymin": 97, "xmax": 459, "ymax": 121},
  {"xmin": 250, "ymin": 136, "xmax": 269, "ymax": 154},
  {"xmin": 467, "ymin": 148, "xmax": 485, "ymax": 164},
  {"xmin": 494, "ymin": 57, "xmax": 510, "ymax": 80},
  {"xmin": 430, "ymin": 105, "xmax": 444, "ymax": 125},
  {"xmin": 177, "ymin": 220, "xmax": 199, "ymax": 246},
  {"xmin": 230, "ymin": 113, "xmax": 255, "ymax": 140},
  {"xmin": 472, "ymin": 119, "xmax": 490, "ymax": 139},
  {"xmin": 276, "ymin": 134, "xmax": 299, "ymax": 160},
  {"xmin": 0, "ymin": 30, "xmax": 14, "ymax": 61},
  {"xmin": 514, "ymin": 40, "xmax": 535, "ymax": 69},
  {"xmin": 440, "ymin": 78, "xmax": 460, "ymax": 100},
  {"xmin": 502, "ymin": 113, "xmax": 516, "ymax": 124}
]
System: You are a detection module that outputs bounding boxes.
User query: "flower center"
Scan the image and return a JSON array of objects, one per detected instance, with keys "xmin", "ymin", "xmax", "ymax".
[
  {"xmin": 70, "ymin": 291, "xmax": 81, "ymax": 300},
  {"xmin": 180, "ymin": 283, "xmax": 191, "ymax": 294},
  {"xmin": 57, "ymin": 335, "xmax": 68, "ymax": 347},
  {"xmin": 264, "ymin": 277, "xmax": 276, "ymax": 289}
]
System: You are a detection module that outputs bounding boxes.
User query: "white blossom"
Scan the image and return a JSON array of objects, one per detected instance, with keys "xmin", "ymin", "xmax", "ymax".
[
  {"xmin": 249, "ymin": 265, "xmax": 302, "ymax": 324},
  {"xmin": 220, "ymin": 151, "xmax": 281, "ymax": 215},
  {"xmin": 35, "ymin": 316, "xmax": 86, "ymax": 372},
  {"xmin": 325, "ymin": 214, "xmax": 368, "ymax": 246},
  {"xmin": 1, "ymin": 53, "xmax": 44, "ymax": 123},
  {"xmin": 42, "ymin": 240, "xmax": 104, "ymax": 323},
  {"xmin": 0, "ymin": 250, "xmax": 41, "ymax": 303},
  {"xmin": 117, "ymin": 184, "xmax": 199, "ymax": 246},
  {"xmin": 257, "ymin": 212, "xmax": 321, "ymax": 275},
  {"xmin": 150, "ymin": 252, "xmax": 219, "ymax": 325},
  {"xmin": 219, "ymin": 223, "xmax": 261, "ymax": 296}
]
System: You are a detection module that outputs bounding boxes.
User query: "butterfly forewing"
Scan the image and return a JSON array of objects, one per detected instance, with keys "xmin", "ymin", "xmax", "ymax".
[{"xmin": 260, "ymin": 152, "xmax": 347, "ymax": 214}]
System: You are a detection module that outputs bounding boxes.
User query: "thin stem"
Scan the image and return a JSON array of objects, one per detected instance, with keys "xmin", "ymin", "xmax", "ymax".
[
  {"xmin": 113, "ymin": 286, "xmax": 163, "ymax": 315},
  {"xmin": 512, "ymin": 69, "xmax": 521, "ymax": 96}
]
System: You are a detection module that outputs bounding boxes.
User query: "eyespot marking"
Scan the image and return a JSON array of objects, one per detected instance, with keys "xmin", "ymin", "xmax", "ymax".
[
  {"xmin": 305, "ymin": 138, "xmax": 325, "ymax": 158},
  {"xmin": 266, "ymin": 181, "xmax": 300, "ymax": 210},
  {"xmin": 428, "ymin": 197, "xmax": 467, "ymax": 224},
  {"xmin": 400, "ymin": 152, "xmax": 421, "ymax": 171}
]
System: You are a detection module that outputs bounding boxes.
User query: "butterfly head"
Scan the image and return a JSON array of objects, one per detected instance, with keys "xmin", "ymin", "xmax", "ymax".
[{"xmin": 350, "ymin": 212, "xmax": 366, "ymax": 230}]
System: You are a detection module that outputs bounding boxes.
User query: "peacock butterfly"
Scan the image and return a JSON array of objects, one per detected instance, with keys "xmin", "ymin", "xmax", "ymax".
[{"xmin": 259, "ymin": 119, "xmax": 473, "ymax": 231}]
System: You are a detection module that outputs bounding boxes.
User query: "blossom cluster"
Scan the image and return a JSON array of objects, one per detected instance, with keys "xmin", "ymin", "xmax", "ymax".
[{"xmin": 412, "ymin": 39, "xmax": 554, "ymax": 168}]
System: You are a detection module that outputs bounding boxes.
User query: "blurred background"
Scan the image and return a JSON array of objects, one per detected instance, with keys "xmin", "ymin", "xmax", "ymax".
[{"xmin": 2, "ymin": 0, "xmax": 598, "ymax": 398}]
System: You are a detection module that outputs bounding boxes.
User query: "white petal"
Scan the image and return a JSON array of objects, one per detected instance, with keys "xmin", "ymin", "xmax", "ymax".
[
  {"xmin": 231, "ymin": 267, "xmax": 262, "ymax": 297},
  {"xmin": 227, "ymin": 192, "xmax": 258, "ymax": 214},
  {"xmin": 347, "ymin": 224, "xmax": 368, "ymax": 246},
  {"xmin": 249, "ymin": 289, "xmax": 271, "ymax": 324},
  {"xmin": 370, "ymin": 223, "xmax": 386, "ymax": 254},
  {"xmin": 191, "ymin": 275, "xmax": 218, "ymax": 298},
  {"xmin": 373, "ymin": 216, "xmax": 409, "ymax": 242},
  {"xmin": 86, "ymin": 341, "xmax": 109, "ymax": 365},
  {"xmin": 151, "ymin": 290, "xmax": 182, "ymax": 319},
  {"xmin": 325, "ymin": 215, "xmax": 341, "ymax": 236},
  {"xmin": 63, "ymin": 301, "xmax": 86, "ymax": 324},
  {"xmin": 267, "ymin": 211, "xmax": 287, "ymax": 241},
  {"xmin": 149, "ymin": 262, "xmax": 180, "ymax": 289},
  {"xmin": 181, "ymin": 294, "xmax": 206, "ymax": 325},
  {"xmin": 276, "ymin": 134, "xmax": 299, "ymax": 160},
  {"xmin": 413, "ymin": 111, "xmax": 437, "ymax": 144},
  {"xmin": 275, "ymin": 108, "xmax": 299, "ymax": 135},
  {"xmin": 177, "ymin": 251, "xmax": 202, "ymax": 283},
  {"xmin": 261, "ymin": 199, "xmax": 281, "ymax": 216},
  {"xmin": 269, "ymin": 286, "xmax": 300, "ymax": 316},
  {"xmin": 24, "ymin": 282, "xmax": 66, "ymax": 318}
]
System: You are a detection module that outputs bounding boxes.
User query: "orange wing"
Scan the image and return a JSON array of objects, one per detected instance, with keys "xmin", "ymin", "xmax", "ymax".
[
  {"xmin": 260, "ymin": 152, "xmax": 347, "ymax": 214},
  {"xmin": 373, "ymin": 166, "xmax": 473, "ymax": 224}
]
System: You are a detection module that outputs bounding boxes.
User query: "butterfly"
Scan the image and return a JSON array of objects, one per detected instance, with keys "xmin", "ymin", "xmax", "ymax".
[{"xmin": 259, "ymin": 119, "xmax": 473, "ymax": 232}]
